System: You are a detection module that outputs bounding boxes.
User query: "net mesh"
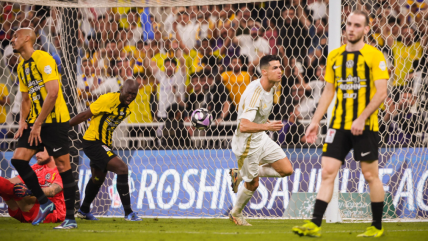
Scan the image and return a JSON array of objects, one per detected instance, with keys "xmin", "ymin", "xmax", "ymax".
[{"xmin": 0, "ymin": 0, "xmax": 427, "ymax": 220}]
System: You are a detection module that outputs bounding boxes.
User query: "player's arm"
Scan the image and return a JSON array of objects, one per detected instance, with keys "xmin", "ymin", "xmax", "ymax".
[
  {"xmin": 69, "ymin": 108, "xmax": 93, "ymax": 127},
  {"xmin": 351, "ymin": 51, "xmax": 389, "ymax": 135},
  {"xmin": 7, "ymin": 176, "xmax": 22, "ymax": 184},
  {"xmin": 14, "ymin": 91, "xmax": 31, "ymax": 139},
  {"xmin": 28, "ymin": 80, "xmax": 59, "ymax": 146},
  {"xmin": 41, "ymin": 183, "xmax": 62, "ymax": 197},
  {"xmin": 240, "ymin": 119, "xmax": 284, "ymax": 133},
  {"xmin": 35, "ymin": 80, "xmax": 59, "ymax": 125},
  {"xmin": 351, "ymin": 79, "xmax": 387, "ymax": 135},
  {"xmin": 305, "ymin": 82, "xmax": 335, "ymax": 143}
]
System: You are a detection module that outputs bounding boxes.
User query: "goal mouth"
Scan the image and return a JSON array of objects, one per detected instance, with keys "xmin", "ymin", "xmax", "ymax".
[{"xmin": 0, "ymin": 1, "xmax": 427, "ymax": 221}]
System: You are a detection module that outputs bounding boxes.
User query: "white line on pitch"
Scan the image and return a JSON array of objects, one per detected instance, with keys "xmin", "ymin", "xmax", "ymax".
[{"xmin": 1, "ymin": 229, "xmax": 427, "ymax": 235}]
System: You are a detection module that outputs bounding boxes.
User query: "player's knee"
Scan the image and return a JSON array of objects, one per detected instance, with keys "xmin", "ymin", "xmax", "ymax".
[
  {"xmin": 245, "ymin": 179, "xmax": 259, "ymax": 191},
  {"xmin": 362, "ymin": 170, "xmax": 378, "ymax": 183},
  {"xmin": 321, "ymin": 168, "xmax": 336, "ymax": 181},
  {"xmin": 116, "ymin": 165, "xmax": 129, "ymax": 175},
  {"xmin": 54, "ymin": 158, "xmax": 69, "ymax": 172}
]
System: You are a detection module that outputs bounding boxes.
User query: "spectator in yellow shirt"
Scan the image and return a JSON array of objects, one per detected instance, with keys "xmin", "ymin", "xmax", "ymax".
[
  {"xmin": 128, "ymin": 74, "xmax": 155, "ymax": 149},
  {"xmin": 0, "ymin": 83, "xmax": 10, "ymax": 124},
  {"xmin": 221, "ymin": 56, "xmax": 251, "ymax": 108}
]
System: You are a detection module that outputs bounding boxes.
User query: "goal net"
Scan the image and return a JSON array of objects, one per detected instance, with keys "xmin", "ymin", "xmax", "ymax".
[{"xmin": 0, "ymin": 0, "xmax": 427, "ymax": 221}]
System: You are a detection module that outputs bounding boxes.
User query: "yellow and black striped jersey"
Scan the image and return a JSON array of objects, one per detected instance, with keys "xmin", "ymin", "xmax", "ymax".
[
  {"xmin": 17, "ymin": 50, "xmax": 70, "ymax": 124},
  {"xmin": 325, "ymin": 44, "xmax": 389, "ymax": 131},
  {"xmin": 83, "ymin": 92, "xmax": 131, "ymax": 147}
]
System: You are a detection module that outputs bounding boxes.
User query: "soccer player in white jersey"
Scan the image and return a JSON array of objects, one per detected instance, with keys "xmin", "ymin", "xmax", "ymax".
[{"xmin": 229, "ymin": 55, "xmax": 294, "ymax": 226}]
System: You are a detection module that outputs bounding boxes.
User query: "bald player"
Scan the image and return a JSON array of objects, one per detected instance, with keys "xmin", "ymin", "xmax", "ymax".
[
  {"xmin": 69, "ymin": 79, "xmax": 142, "ymax": 221},
  {"xmin": 11, "ymin": 28, "xmax": 77, "ymax": 229}
]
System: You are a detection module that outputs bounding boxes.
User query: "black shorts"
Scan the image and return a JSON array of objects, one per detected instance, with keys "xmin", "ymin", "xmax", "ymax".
[
  {"xmin": 17, "ymin": 122, "xmax": 70, "ymax": 157},
  {"xmin": 82, "ymin": 139, "xmax": 117, "ymax": 172},
  {"xmin": 322, "ymin": 128, "xmax": 379, "ymax": 163}
]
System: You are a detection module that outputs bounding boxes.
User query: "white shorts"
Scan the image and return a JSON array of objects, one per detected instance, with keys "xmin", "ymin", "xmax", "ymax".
[{"xmin": 235, "ymin": 137, "xmax": 286, "ymax": 182}]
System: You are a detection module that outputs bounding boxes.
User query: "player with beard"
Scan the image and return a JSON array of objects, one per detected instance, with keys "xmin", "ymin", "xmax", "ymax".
[
  {"xmin": 292, "ymin": 10, "xmax": 388, "ymax": 238},
  {"xmin": 0, "ymin": 148, "xmax": 65, "ymax": 224}
]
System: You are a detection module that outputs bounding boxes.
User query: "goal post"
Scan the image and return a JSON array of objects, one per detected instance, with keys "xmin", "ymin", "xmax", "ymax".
[
  {"xmin": 325, "ymin": 0, "xmax": 342, "ymax": 224},
  {"xmin": 0, "ymin": 0, "xmax": 427, "ymax": 221}
]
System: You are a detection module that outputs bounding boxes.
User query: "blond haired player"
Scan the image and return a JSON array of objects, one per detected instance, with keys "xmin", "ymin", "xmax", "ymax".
[{"xmin": 229, "ymin": 55, "xmax": 293, "ymax": 226}]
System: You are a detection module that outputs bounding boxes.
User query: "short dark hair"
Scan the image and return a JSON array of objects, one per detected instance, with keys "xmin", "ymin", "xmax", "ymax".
[
  {"xmin": 259, "ymin": 55, "xmax": 281, "ymax": 70},
  {"xmin": 164, "ymin": 58, "xmax": 177, "ymax": 66},
  {"xmin": 351, "ymin": 10, "xmax": 370, "ymax": 26}
]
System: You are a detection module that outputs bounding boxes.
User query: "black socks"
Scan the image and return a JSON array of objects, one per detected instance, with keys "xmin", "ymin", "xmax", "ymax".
[
  {"xmin": 311, "ymin": 199, "xmax": 329, "ymax": 227},
  {"xmin": 11, "ymin": 159, "xmax": 49, "ymax": 204},
  {"xmin": 371, "ymin": 202, "xmax": 384, "ymax": 230},
  {"xmin": 116, "ymin": 174, "xmax": 132, "ymax": 216},
  {"xmin": 59, "ymin": 169, "xmax": 76, "ymax": 220},
  {"xmin": 80, "ymin": 179, "xmax": 102, "ymax": 213}
]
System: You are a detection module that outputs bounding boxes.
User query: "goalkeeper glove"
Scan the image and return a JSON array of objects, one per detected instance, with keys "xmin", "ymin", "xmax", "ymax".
[{"xmin": 13, "ymin": 183, "xmax": 33, "ymax": 197}]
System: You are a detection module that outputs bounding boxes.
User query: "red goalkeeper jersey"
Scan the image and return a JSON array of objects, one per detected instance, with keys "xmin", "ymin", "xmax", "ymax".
[{"xmin": 18, "ymin": 164, "xmax": 66, "ymax": 221}]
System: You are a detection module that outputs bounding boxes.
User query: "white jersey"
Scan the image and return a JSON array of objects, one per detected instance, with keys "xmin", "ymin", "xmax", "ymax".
[{"xmin": 232, "ymin": 79, "xmax": 275, "ymax": 156}]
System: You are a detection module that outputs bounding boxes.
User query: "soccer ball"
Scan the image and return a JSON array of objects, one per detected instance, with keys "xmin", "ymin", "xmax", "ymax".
[{"xmin": 191, "ymin": 108, "xmax": 213, "ymax": 130}]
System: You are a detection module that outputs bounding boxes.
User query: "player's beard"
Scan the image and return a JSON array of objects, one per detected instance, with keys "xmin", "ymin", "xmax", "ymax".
[{"xmin": 346, "ymin": 32, "xmax": 364, "ymax": 44}]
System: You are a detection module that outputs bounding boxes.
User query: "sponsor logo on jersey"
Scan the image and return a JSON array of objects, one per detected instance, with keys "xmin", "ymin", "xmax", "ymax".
[{"xmin": 344, "ymin": 93, "xmax": 357, "ymax": 99}]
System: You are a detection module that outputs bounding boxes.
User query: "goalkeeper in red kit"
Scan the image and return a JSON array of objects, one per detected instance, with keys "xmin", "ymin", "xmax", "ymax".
[{"xmin": 0, "ymin": 148, "xmax": 65, "ymax": 223}]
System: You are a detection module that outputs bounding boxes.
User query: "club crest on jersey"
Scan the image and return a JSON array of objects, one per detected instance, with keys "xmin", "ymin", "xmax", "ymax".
[
  {"xmin": 379, "ymin": 61, "xmax": 386, "ymax": 71},
  {"xmin": 44, "ymin": 65, "xmax": 52, "ymax": 74},
  {"xmin": 45, "ymin": 173, "xmax": 51, "ymax": 180},
  {"xmin": 120, "ymin": 111, "xmax": 125, "ymax": 115},
  {"xmin": 346, "ymin": 60, "xmax": 354, "ymax": 68},
  {"xmin": 102, "ymin": 145, "xmax": 111, "ymax": 151},
  {"xmin": 25, "ymin": 68, "xmax": 30, "ymax": 75}
]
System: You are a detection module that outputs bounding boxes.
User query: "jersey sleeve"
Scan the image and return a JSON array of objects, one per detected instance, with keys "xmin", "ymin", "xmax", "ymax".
[
  {"xmin": 372, "ymin": 50, "xmax": 390, "ymax": 81},
  {"xmin": 239, "ymin": 87, "xmax": 262, "ymax": 122},
  {"xmin": 36, "ymin": 55, "xmax": 59, "ymax": 83},
  {"xmin": 324, "ymin": 50, "xmax": 335, "ymax": 84},
  {"xmin": 89, "ymin": 94, "xmax": 114, "ymax": 115}
]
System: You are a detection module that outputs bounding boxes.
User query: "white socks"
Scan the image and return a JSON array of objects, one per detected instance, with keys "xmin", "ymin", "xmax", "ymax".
[
  {"xmin": 258, "ymin": 164, "xmax": 282, "ymax": 178},
  {"xmin": 232, "ymin": 185, "xmax": 254, "ymax": 215}
]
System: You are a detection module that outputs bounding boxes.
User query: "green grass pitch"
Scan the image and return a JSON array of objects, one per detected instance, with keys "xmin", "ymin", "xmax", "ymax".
[{"xmin": 1, "ymin": 217, "xmax": 427, "ymax": 240}]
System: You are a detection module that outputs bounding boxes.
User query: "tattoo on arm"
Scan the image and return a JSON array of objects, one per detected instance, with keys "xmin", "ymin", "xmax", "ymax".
[{"xmin": 43, "ymin": 183, "xmax": 63, "ymax": 197}]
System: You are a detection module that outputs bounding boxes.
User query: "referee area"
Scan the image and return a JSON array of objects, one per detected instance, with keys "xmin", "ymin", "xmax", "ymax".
[{"xmin": 1, "ymin": 217, "xmax": 428, "ymax": 241}]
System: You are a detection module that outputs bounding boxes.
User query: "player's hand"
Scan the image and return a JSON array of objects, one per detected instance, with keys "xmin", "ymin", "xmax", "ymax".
[
  {"xmin": 266, "ymin": 120, "xmax": 284, "ymax": 131},
  {"xmin": 28, "ymin": 122, "xmax": 42, "ymax": 146},
  {"xmin": 14, "ymin": 121, "xmax": 28, "ymax": 139},
  {"xmin": 13, "ymin": 183, "xmax": 33, "ymax": 197},
  {"xmin": 305, "ymin": 122, "xmax": 319, "ymax": 144},
  {"xmin": 351, "ymin": 117, "xmax": 365, "ymax": 136}
]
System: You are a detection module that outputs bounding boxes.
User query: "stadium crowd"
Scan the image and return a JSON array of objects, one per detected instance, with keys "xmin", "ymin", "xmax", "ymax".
[{"xmin": 0, "ymin": 0, "xmax": 427, "ymax": 149}]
